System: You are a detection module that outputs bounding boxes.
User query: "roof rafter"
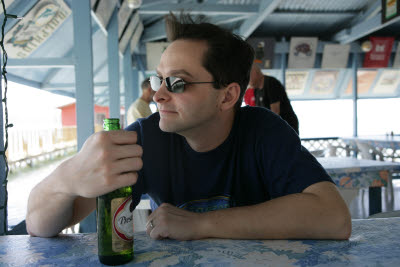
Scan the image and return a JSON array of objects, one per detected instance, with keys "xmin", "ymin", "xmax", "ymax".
[
  {"xmin": 139, "ymin": 4, "xmax": 258, "ymax": 16},
  {"xmin": 7, "ymin": 58, "xmax": 75, "ymax": 68},
  {"xmin": 332, "ymin": 1, "xmax": 399, "ymax": 43},
  {"xmin": 236, "ymin": 0, "xmax": 281, "ymax": 39}
]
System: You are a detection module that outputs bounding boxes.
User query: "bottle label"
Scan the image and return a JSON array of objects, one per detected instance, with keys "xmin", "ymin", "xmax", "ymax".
[{"xmin": 111, "ymin": 196, "xmax": 133, "ymax": 252}]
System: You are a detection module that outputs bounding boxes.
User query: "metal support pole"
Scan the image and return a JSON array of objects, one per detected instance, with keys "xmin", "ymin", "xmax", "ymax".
[
  {"xmin": 123, "ymin": 48, "xmax": 134, "ymax": 127},
  {"xmin": 72, "ymin": 0, "xmax": 95, "ymax": 233},
  {"xmin": 132, "ymin": 68, "xmax": 139, "ymax": 100},
  {"xmin": 107, "ymin": 8, "xmax": 120, "ymax": 119},
  {"xmin": 281, "ymin": 37, "xmax": 286, "ymax": 86},
  {"xmin": 352, "ymin": 53, "xmax": 358, "ymax": 138}
]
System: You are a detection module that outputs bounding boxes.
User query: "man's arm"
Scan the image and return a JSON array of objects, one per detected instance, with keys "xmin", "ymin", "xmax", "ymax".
[
  {"xmin": 146, "ymin": 181, "xmax": 351, "ymax": 241},
  {"xmin": 26, "ymin": 130, "xmax": 142, "ymax": 237},
  {"xmin": 270, "ymin": 101, "xmax": 280, "ymax": 115}
]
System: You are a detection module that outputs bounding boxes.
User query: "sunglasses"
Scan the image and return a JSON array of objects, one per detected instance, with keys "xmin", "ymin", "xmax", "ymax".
[{"xmin": 150, "ymin": 76, "xmax": 214, "ymax": 93}]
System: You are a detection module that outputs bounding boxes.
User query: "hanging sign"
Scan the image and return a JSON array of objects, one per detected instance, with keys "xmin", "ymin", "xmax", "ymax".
[
  {"xmin": 393, "ymin": 43, "xmax": 400, "ymax": 68},
  {"xmin": 363, "ymin": 37, "xmax": 394, "ymax": 68},
  {"xmin": 321, "ymin": 44, "xmax": 350, "ymax": 68},
  {"xmin": 381, "ymin": 0, "xmax": 400, "ymax": 23},
  {"xmin": 247, "ymin": 38, "xmax": 275, "ymax": 69},
  {"xmin": 288, "ymin": 37, "xmax": 318, "ymax": 69},
  {"xmin": 4, "ymin": 0, "xmax": 71, "ymax": 59}
]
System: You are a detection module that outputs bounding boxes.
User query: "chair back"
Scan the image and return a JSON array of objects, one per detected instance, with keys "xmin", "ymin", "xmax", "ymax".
[{"xmin": 355, "ymin": 141, "xmax": 384, "ymax": 161}]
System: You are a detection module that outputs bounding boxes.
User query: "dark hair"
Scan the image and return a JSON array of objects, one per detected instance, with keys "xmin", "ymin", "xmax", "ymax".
[
  {"xmin": 141, "ymin": 77, "xmax": 150, "ymax": 90},
  {"xmin": 165, "ymin": 13, "xmax": 254, "ymax": 110}
]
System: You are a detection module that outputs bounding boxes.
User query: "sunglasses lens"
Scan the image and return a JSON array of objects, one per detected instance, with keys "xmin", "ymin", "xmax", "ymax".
[
  {"xmin": 150, "ymin": 76, "xmax": 162, "ymax": 91},
  {"xmin": 167, "ymin": 77, "xmax": 185, "ymax": 93}
]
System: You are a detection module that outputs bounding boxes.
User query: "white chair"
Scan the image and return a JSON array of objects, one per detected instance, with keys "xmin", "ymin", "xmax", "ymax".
[
  {"xmin": 327, "ymin": 144, "xmax": 356, "ymax": 157},
  {"xmin": 355, "ymin": 141, "xmax": 384, "ymax": 161},
  {"xmin": 309, "ymin": 149, "xmax": 326, "ymax": 158},
  {"xmin": 355, "ymin": 141, "xmax": 394, "ymax": 211}
]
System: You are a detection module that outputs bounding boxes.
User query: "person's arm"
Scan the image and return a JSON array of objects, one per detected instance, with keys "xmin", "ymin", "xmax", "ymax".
[
  {"xmin": 26, "ymin": 130, "xmax": 143, "ymax": 237},
  {"xmin": 146, "ymin": 181, "xmax": 351, "ymax": 241},
  {"xmin": 266, "ymin": 76, "xmax": 285, "ymax": 115},
  {"xmin": 270, "ymin": 101, "xmax": 280, "ymax": 115}
]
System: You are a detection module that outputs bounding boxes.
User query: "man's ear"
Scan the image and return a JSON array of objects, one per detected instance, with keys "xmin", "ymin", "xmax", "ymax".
[{"xmin": 220, "ymin": 82, "xmax": 240, "ymax": 111}]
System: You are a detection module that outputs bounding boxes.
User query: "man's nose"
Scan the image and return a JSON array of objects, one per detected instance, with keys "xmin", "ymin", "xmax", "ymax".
[{"xmin": 153, "ymin": 82, "xmax": 170, "ymax": 103}]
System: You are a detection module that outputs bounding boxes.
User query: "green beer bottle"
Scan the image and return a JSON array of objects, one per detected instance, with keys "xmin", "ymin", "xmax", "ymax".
[{"xmin": 97, "ymin": 118, "xmax": 133, "ymax": 265}]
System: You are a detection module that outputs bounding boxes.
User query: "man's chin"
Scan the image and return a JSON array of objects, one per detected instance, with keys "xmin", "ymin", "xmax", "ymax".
[{"xmin": 159, "ymin": 121, "xmax": 176, "ymax": 133}]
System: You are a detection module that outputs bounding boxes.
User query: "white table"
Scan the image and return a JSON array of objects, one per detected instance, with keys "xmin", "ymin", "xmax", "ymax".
[{"xmin": 318, "ymin": 157, "xmax": 400, "ymax": 215}]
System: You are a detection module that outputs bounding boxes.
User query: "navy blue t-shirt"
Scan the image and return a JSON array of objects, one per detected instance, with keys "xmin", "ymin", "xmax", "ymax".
[{"xmin": 126, "ymin": 106, "xmax": 332, "ymax": 212}]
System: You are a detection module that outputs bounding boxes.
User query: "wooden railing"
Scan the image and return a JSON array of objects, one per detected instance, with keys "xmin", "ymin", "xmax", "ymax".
[
  {"xmin": 7, "ymin": 127, "xmax": 78, "ymax": 172},
  {"xmin": 7, "ymin": 125, "xmax": 105, "ymax": 172}
]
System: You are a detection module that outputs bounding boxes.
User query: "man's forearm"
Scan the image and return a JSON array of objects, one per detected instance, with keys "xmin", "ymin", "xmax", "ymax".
[
  {"xmin": 26, "ymin": 177, "xmax": 75, "ymax": 237},
  {"xmin": 26, "ymin": 159, "xmax": 79, "ymax": 237},
  {"xmin": 200, "ymin": 182, "xmax": 351, "ymax": 240}
]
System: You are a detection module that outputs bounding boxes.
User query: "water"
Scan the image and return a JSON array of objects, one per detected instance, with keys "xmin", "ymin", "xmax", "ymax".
[{"xmin": 7, "ymin": 156, "xmax": 71, "ymax": 228}]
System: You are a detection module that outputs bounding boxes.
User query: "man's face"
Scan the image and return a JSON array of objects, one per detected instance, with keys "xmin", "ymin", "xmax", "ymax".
[
  {"xmin": 146, "ymin": 87, "xmax": 156, "ymax": 101},
  {"xmin": 249, "ymin": 66, "xmax": 263, "ymax": 89},
  {"xmin": 154, "ymin": 39, "xmax": 222, "ymax": 135}
]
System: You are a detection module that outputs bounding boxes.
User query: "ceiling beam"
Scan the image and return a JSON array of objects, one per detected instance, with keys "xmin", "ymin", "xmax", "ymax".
[
  {"xmin": 7, "ymin": 73, "xmax": 41, "ymax": 89},
  {"xmin": 236, "ymin": 0, "xmax": 281, "ymax": 39},
  {"xmin": 274, "ymin": 10, "xmax": 360, "ymax": 17},
  {"xmin": 139, "ymin": 4, "xmax": 258, "ymax": 16},
  {"xmin": 43, "ymin": 89, "xmax": 75, "ymax": 98},
  {"xmin": 141, "ymin": 19, "xmax": 166, "ymax": 42},
  {"xmin": 331, "ymin": 1, "xmax": 395, "ymax": 43},
  {"xmin": 41, "ymin": 82, "xmax": 108, "ymax": 90},
  {"xmin": 41, "ymin": 24, "xmax": 101, "ymax": 86},
  {"xmin": 272, "ymin": 11, "xmax": 358, "ymax": 16},
  {"xmin": 350, "ymin": 0, "xmax": 381, "ymax": 25},
  {"xmin": 213, "ymin": 15, "xmax": 250, "ymax": 25},
  {"xmin": 333, "ymin": 12, "xmax": 400, "ymax": 43},
  {"xmin": 141, "ymin": 13, "xmax": 252, "ymax": 42},
  {"xmin": 7, "ymin": 58, "xmax": 75, "ymax": 68}
]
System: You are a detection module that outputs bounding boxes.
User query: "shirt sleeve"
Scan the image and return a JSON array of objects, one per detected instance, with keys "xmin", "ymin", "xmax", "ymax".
[
  {"xmin": 266, "ymin": 76, "xmax": 285, "ymax": 104},
  {"xmin": 256, "ymin": 117, "xmax": 333, "ymax": 199}
]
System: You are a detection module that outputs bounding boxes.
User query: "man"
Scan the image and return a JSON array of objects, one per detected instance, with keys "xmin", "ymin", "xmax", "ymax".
[
  {"xmin": 126, "ymin": 78, "xmax": 155, "ymax": 125},
  {"xmin": 26, "ymin": 14, "xmax": 351, "ymax": 240},
  {"xmin": 249, "ymin": 64, "xmax": 299, "ymax": 134}
]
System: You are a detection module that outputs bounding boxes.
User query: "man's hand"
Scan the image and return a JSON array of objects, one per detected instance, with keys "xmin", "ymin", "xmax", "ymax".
[
  {"xmin": 146, "ymin": 203, "xmax": 204, "ymax": 241},
  {"xmin": 26, "ymin": 130, "xmax": 142, "ymax": 237},
  {"xmin": 270, "ymin": 101, "xmax": 280, "ymax": 115},
  {"xmin": 63, "ymin": 130, "xmax": 143, "ymax": 198}
]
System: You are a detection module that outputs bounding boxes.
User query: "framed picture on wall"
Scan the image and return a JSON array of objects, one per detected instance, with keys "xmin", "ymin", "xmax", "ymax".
[
  {"xmin": 372, "ymin": 69, "xmax": 400, "ymax": 95},
  {"xmin": 310, "ymin": 70, "xmax": 339, "ymax": 95},
  {"xmin": 321, "ymin": 44, "xmax": 350, "ymax": 68},
  {"xmin": 381, "ymin": 0, "xmax": 399, "ymax": 23},
  {"xmin": 285, "ymin": 71, "xmax": 309, "ymax": 96},
  {"xmin": 288, "ymin": 37, "xmax": 318, "ymax": 69},
  {"xmin": 344, "ymin": 70, "xmax": 378, "ymax": 96}
]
